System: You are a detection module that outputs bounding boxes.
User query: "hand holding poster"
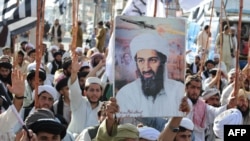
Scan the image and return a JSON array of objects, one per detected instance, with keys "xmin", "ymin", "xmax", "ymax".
[{"xmin": 114, "ymin": 16, "xmax": 186, "ymax": 117}]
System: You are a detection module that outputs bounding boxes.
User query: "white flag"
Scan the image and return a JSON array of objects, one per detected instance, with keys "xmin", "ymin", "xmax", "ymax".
[
  {"xmin": 179, "ymin": 0, "xmax": 211, "ymax": 13},
  {"xmin": 106, "ymin": 0, "xmax": 166, "ymax": 82}
]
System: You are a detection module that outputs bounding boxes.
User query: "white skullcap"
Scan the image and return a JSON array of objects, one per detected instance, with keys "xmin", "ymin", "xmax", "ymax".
[
  {"xmin": 213, "ymin": 108, "xmax": 243, "ymax": 139},
  {"xmin": 32, "ymin": 85, "xmax": 58, "ymax": 101},
  {"xmin": 81, "ymin": 61, "xmax": 89, "ymax": 67},
  {"xmin": 75, "ymin": 47, "xmax": 83, "ymax": 53},
  {"xmin": 25, "ymin": 43, "xmax": 35, "ymax": 49},
  {"xmin": 2, "ymin": 46, "xmax": 10, "ymax": 50},
  {"xmin": 49, "ymin": 45, "xmax": 59, "ymax": 51},
  {"xmin": 180, "ymin": 118, "xmax": 194, "ymax": 131},
  {"xmin": 27, "ymin": 62, "xmax": 44, "ymax": 72},
  {"xmin": 130, "ymin": 33, "xmax": 168, "ymax": 59},
  {"xmin": 228, "ymin": 68, "xmax": 236, "ymax": 75},
  {"xmin": 214, "ymin": 53, "xmax": 220, "ymax": 59},
  {"xmin": 231, "ymin": 26, "xmax": 236, "ymax": 30},
  {"xmin": 138, "ymin": 126, "xmax": 160, "ymax": 140},
  {"xmin": 202, "ymin": 88, "xmax": 220, "ymax": 100},
  {"xmin": 85, "ymin": 77, "xmax": 102, "ymax": 87},
  {"xmin": 62, "ymin": 52, "xmax": 71, "ymax": 61}
]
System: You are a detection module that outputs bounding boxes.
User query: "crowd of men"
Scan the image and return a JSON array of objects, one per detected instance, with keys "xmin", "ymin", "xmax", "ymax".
[{"xmin": 0, "ymin": 18, "xmax": 249, "ymax": 141}]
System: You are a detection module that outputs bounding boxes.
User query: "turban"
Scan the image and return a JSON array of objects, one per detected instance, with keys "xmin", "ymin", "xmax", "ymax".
[
  {"xmin": 130, "ymin": 33, "xmax": 168, "ymax": 59},
  {"xmin": 113, "ymin": 123, "xmax": 139, "ymax": 141},
  {"xmin": 32, "ymin": 85, "xmax": 58, "ymax": 101},
  {"xmin": 202, "ymin": 88, "xmax": 220, "ymax": 100},
  {"xmin": 213, "ymin": 108, "xmax": 243, "ymax": 139}
]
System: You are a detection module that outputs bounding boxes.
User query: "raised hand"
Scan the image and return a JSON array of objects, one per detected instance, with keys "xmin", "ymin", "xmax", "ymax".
[{"xmin": 7, "ymin": 69, "xmax": 25, "ymax": 97}]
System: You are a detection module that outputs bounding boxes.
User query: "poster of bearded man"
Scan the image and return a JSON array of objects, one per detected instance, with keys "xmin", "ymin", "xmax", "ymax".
[{"xmin": 114, "ymin": 16, "xmax": 186, "ymax": 117}]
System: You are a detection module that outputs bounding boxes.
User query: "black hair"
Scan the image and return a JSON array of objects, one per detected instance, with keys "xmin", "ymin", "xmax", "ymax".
[
  {"xmin": 204, "ymin": 25, "xmax": 209, "ymax": 30},
  {"xmin": 18, "ymin": 50, "xmax": 25, "ymax": 56},
  {"xmin": 134, "ymin": 50, "xmax": 167, "ymax": 64},
  {"xmin": 205, "ymin": 60, "xmax": 215, "ymax": 66}
]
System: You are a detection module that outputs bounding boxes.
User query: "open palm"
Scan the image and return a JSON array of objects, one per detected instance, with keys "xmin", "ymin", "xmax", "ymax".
[{"xmin": 7, "ymin": 69, "xmax": 25, "ymax": 97}]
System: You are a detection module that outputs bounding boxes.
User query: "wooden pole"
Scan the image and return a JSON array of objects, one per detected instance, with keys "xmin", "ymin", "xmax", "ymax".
[
  {"xmin": 234, "ymin": 0, "xmax": 243, "ymax": 97},
  {"xmin": 153, "ymin": 0, "xmax": 158, "ymax": 17},
  {"xmin": 71, "ymin": 0, "xmax": 79, "ymax": 53},
  {"xmin": 34, "ymin": 0, "xmax": 44, "ymax": 108}
]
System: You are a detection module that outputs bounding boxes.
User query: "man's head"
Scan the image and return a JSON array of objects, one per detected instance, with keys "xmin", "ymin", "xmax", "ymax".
[
  {"xmin": 174, "ymin": 118, "xmax": 194, "ymax": 141},
  {"xmin": 228, "ymin": 68, "xmax": 236, "ymax": 84},
  {"xmin": 84, "ymin": 77, "xmax": 103, "ymax": 104},
  {"xmin": 32, "ymin": 85, "xmax": 58, "ymax": 109},
  {"xmin": 53, "ymin": 51, "xmax": 63, "ymax": 63},
  {"xmin": 17, "ymin": 50, "xmax": 25, "ymax": 64},
  {"xmin": 78, "ymin": 72, "xmax": 89, "ymax": 92},
  {"xmin": 213, "ymin": 54, "xmax": 220, "ymax": 65},
  {"xmin": 231, "ymin": 27, "xmax": 236, "ymax": 36},
  {"xmin": 122, "ymin": 53, "xmax": 132, "ymax": 65},
  {"xmin": 237, "ymin": 89, "xmax": 250, "ymax": 117},
  {"xmin": 185, "ymin": 75, "xmax": 202, "ymax": 104},
  {"xmin": 27, "ymin": 68, "xmax": 46, "ymax": 89},
  {"xmin": 90, "ymin": 52, "xmax": 104, "ymax": 68},
  {"xmin": 224, "ymin": 25, "xmax": 230, "ymax": 33},
  {"xmin": 55, "ymin": 77, "xmax": 69, "ymax": 97},
  {"xmin": 62, "ymin": 57, "xmax": 72, "ymax": 77},
  {"xmin": 202, "ymin": 88, "xmax": 220, "ymax": 107},
  {"xmin": 194, "ymin": 54, "xmax": 200, "ymax": 65},
  {"xmin": 25, "ymin": 43, "xmax": 35, "ymax": 53},
  {"xmin": 204, "ymin": 25, "xmax": 210, "ymax": 32},
  {"xmin": 205, "ymin": 60, "xmax": 215, "ymax": 71},
  {"xmin": 130, "ymin": 33, "xmax": 168, "ymax": 99},
  {"xmin": 54, "ymin": 19, "xmax": 59, "ymax": 26},
  {"xmin": 97, "ymin": 21, "xmax": 103, "ymax": 28},
  {"xmin": 0, "ymin": 55, "xmax": 12, "ymax": 83},
  {"xmin": 25, "ymin": 108, "xmax": 66, "ymax": 141},
  {"xmin": 2, "ymin": 46, "xmax": 11, "ymax": 56},
  {"xmin": 28, "ymin": 49, "xmax": 36, "ymax": 63}
]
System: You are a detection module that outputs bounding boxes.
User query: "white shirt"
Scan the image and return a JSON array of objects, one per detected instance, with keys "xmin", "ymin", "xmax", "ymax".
[
  {"xmin": 116, "ymin": 78, "xmax": 185, "ymax": 117},
  {"xmin": 53, "ymin": 101, "xmax": 71, "ymax": 124},
  {"xmin": 67, "ymin": 78, "xmax": 102, "ymax": 136},
  {"xmin": 186, "ymin": 103, "xmax": 227, "ymax": 141}
]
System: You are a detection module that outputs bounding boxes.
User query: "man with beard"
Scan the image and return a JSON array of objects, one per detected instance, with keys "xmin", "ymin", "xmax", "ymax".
[
  {"xmin": 184, "ymin": 75, "xmax": 236, "ymax": 141},
  {"xmin": 116, "ymin": 33, "xmax": 185, "ymax": 117},
  {"xmin": 47, "ymin": 51, "xmax": 63, "ymax": 82},
  {"xmin": 237, "ymin": 89, "xmax": 250, "ymax": 124},
  {"xmin": 68, "ymin": 53, "xmax": 104, "ymax": 137},
  {"xmin": 48, "ymin": 19, "xmax": 65, "ymax": 45},
  {"xmin": 0, "ymin": 55, "xmax": 13, "ymax": 100}
]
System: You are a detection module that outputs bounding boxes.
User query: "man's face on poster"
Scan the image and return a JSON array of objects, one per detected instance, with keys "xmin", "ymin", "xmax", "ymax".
[{"xmin": 135, "ymin": 49, "xmax": 164, "ymax": 98}]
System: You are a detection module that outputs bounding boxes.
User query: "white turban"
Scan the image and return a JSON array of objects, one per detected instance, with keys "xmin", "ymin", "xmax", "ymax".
[
  {"xmin": 75, "ymin": 47, "xmax": 83, "ymax": 54},
  {"xmin": 32, "ymin": 85, "xmax": 59, "ymax": 101},
  {"xmin": 202, "ymin": 88, "xmax": 220, "ymax": 100},
  {"xmin": 130, "ymin": 33, "xmax": 168, "ymax": 59},
  {"xmin": 27, "ymin": 62, "xmax": 44, "ymax": 72},
  {"xmin": 138, "ymin": 126, "xmax": 160, "ymax": 140},
  {"xmin": 49, "ymin": 45, "xmax": 59, "ymax": 51},
  {"xmin": 25, "ymin": 43, "xmax": 35, "ymax": 49},
  {"xmin": 213, "ymin": 108, "xmax": 243, "ymax": 140}
]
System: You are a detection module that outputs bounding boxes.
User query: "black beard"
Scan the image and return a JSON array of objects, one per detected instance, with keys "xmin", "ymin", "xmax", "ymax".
[
  {"xmin": 190, "ymin": 98, "xmax": 198, "ymax": 105},
  {"xmin": 55, "ymin": 60, "xmax": 62, "ymax": 67},
  {"xmin": 0, "ymin": 73, "xmax": 11, "ymax": 85},
  {"xmin": 139, "ymin": 65, "xmax": 164, "ymax": 101},
  {"xmin": 237, "ymin": 106, "xmax": 249, "ymax": 117}
]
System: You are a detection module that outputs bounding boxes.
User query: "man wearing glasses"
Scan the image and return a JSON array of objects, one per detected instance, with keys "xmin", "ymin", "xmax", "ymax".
[{"xmin": 116, "ymin": 33, "xmax": 185, "ymax": 117}]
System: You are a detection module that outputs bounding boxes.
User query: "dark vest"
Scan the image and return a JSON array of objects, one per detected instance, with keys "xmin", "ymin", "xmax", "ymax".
[
  {"xmin": 51, "ymin": 60, "xmax": 62, "ymax": 75},
  {"xmin": 51, "ymin": 25, "xmax": 62, "ymax": 37}
]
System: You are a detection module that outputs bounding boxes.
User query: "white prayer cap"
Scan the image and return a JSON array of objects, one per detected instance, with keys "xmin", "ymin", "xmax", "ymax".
[
  {"xmin": 180, "ymin": 118, "xmax": 194, "ymax": 131},
  {"xmin": 228, "ymin": 68, "xmax": 236, "ymax": 75},
  {"xmin": 49, "ymin": 45, "xmax": 59, "ymax": 51},
  {"xmin": 202, "ymin": 88, "xmax": 220, "ymax": 100},
  {"xmin": 25, "ymin": 43, "xmax": 35, "ymax": 49},
  {"xmin": 231, "ymin": 26, "xmax": 236, "ymax": 30},
  {"xmin": 213, "ymin": 53, "xmax": 220, "ymax": 59},
  {"xmin": 27, "ymin": 62, "xmax": 44, "ymax": 72},
  {"xmin": 32, "ymin": 85, "xmax": 58, "ymax": 101},
  {"xmin": 75, "ymin": 47, "xmax": 83, "ymax": 54},
  {"xmin": 2, "ymin": 46, "xmax": 10, "ymax": 51},
  {"xmin": 81, "ymin": 61, "xmax": 89, "ymax": 68},
  {"xmin": 130, "ymin": 33, "xmax": 168, "ymax": 59},
  {"xmin": 213, "ymin": 108, "xmax": 243, "ymax": 139},
  {"xmin": 85, "ymin": 77, "xmax": 102, "ymax": 87},
  {"xmin": 138, "ymin": 126, "xmax": 160, "ymax": 140}
]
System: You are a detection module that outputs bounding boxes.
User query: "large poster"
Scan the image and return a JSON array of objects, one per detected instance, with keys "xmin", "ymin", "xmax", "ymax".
[{"xmin": 114, "ymin": 16, "xmax": 186, "ymax": 117}]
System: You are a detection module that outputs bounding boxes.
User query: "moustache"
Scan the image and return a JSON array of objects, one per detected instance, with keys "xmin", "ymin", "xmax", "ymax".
[{"xmin": 142, "ymin": 70, "xmax": 155, "ymax": 76}]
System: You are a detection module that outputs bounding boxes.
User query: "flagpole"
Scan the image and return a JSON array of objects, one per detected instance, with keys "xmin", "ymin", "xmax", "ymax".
[
  {"xmin": 34, "ymin": 0, "xmax": 43, "ymax": 109},
  {"xmin": 71, "ymin": 0, "xmax": 79, "ymax": 53},
  {"xmin": 153, "ymin": 0, "xmax": 158, "ymax": 17},
  {"xmin": 233, "ymin": 0, "xmax": 243, "ymax": 97}
]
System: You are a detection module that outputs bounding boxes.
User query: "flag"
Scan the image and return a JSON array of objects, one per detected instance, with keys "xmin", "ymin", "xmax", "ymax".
[
  {"xmin": 0, "ymin": 0, "xmax": 42, "ymax": 47},
  {"xmin": 179, "ymin": 0, "xmax": 212, "ymax": 13},
  {"xmin": 55, "ymin": 0, "xmax": 66, "ymax": 15},
  {"xmin": 190, "ymin": 6, "xmax": 205, "ymax": 27},
  {"xmin": 106, "ymin": 0, "xmax": 166, "ymax": 82}
]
